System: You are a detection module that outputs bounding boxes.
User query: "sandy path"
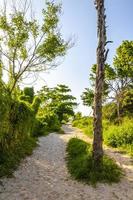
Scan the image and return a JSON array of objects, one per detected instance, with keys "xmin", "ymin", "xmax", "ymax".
[{"xmin": 0, "ymin": 125, "xmax": 133, "ymax": 200}]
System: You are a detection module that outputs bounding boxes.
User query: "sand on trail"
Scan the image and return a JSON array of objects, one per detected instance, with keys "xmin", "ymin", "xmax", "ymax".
[{"xmin": 0, "ymin": 125, "xmax": 133, "ymax": 200}]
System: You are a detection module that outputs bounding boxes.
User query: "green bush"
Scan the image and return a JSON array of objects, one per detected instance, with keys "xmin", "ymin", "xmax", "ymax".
[
  {"xmin": 33, "ymin": 112, "xmax": 61, "ymax": 137},
  {"xmin": 104, "ymin": 118, "xmax": 133, "ymax": 148},
  {"xmin": 0, "ymin": 137, "xmax": 37, "ymax": 177},
  {"xmin": 66, "ymin": 138, "xmax": 123, "ymax": 185},
  {"xmin": 0, "ymin": 92, "xmax": 39, "ymax": 177}
]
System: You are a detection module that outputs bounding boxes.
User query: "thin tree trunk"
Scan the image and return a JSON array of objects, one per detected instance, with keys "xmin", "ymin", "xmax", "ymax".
[
  {"xmin": 93, "ymin": 0, "xmax": 108, "ymax": 164},
  {"xmin": 116, "ymin": 100, "xmax": 120, "ymax": 123}
]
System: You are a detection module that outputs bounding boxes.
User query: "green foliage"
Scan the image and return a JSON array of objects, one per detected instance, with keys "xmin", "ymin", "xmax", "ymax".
[
  {"xmin": 33, "ymin": 112, "xmax": 61, "ymax": 137},
  {"xmin": 113, "ymin": 41, "xmax": 133, "ymax": 78},
  {"xmin": 82, "ymin": 41, "xmax": 133, "ymax": 122},
  {"xmin": 0, "ymin": 99, "xmax": 35, "ymax": 154},
  {"xmin": 38, "ymin": 84, "xmax": 77, "ymax": 123},
  {"xmin": 0, "ymin": 137, "xmax": 37, "ymax": 177},
  {"xmin": 74, "ymin": 112, "xmax": 82, "ymax": 120},
  {"xmin": 19, "ymin": 87, "xmax": 35, "ymax": 103},
  {"xmin": 0, "ymin": 85, "xmax": 41, "ymax": 177},
  {"xmin": 81, "ymin": 64, "xmax": 111, "ymax": 107},
  {"xmin": 122, "ymin": 87, "xmax": 133, "ymax": 116},
  {"xmin": 31, "ymin": 96, "xmax": 41, "ymax": 114},
  {"xmin": 33, "ymin": 84, "xmax": 77, "ymax": 137},
  {"xmin": 104, "ymin": 118, "xmax": 133, "ymax": 148},
  {"xmin": 74, "ymin": 115, "xmax": 133, "ymax": 156},
  {"xmin": 81, "ymin": 88, "xmax": 94, "ymax": 107},
  {"xmin": 102, "ymin": 102, "xmax": 117, "ymax": 121},
  {"xmin": 66, "ymin": 138, "xmax": 123, "ymax": 185},
  {"xmin": 72, "ymin": 116, "xmax": 93, "ymax": 138},
  {"xmin": 0, "ymin": 85, "xmax": 10, "ymax": 122}
]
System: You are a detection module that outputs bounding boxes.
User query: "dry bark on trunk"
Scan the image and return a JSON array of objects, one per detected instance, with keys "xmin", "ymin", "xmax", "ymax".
[{"xmin": 93, "ymin": 0, "xmax": 108, "ymax": 164}]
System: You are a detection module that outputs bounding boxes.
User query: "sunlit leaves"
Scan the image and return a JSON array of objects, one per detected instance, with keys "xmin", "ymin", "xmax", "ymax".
[
  {"xmin": 37, "ymin": 33, "xmax": 67, "ymax": 61},
  {"xmin": 42, "ymin": 1, "xmax": 61, "ymax": 33},
  {"xmin": 113, "ymin": 41, "xmax": 133, "ymax": 78},
  {"xmin": 0, "ymin": 15, "xmax": 9, "ymax": 31},
  {"xmin": 81, "ymin": 88, "xmax": 94, "ymax": 107}
]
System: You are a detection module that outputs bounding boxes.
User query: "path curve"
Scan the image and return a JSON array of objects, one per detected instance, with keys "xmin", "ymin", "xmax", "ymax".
[{"xmin": 0, "ymin": 125, "xmax": 133, "ymax": 200}]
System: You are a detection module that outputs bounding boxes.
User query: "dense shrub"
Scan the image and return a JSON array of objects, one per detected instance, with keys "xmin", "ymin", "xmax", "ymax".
[
  {"xmin": 0, "ymin": 136, "xmax": 37, "ymax": 177},
  {"xmin": 104, "ymin": 118, "xmax": 133, "ymax": 148},
  {"xmin": 33, "ymin": 112, "xmax": 61, "ymax": 137},
  {"xmin": 0, "ymin": 98, "xmax": 37, "ymax": 159},
  {"xmin": 0, "ymin": 87, "xmax": 41, "ymax": 177},
  {"xmin": 73, "ymin": 115, "xmax": 133, "ymax": 155}
]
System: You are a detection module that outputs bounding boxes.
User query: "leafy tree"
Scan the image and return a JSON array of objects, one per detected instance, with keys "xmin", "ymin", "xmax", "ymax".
[
  {"xmin": 81, "ymin": 88, "xmax": 94, "ymax": 107},
  {"xmin": 82, "ymin": 41, "xmax": 133, "ymax": 122},
  {"xmin": 81, "ymin": 64, "xmax": 110, "ymax": 107},
  {"xmin": 121, "ymin": 86, "xmax": 133, "ymax": 116},
  {"xmin": 113, "ymin": 40, "xmax": 133, "ymax": 78},
  {"xmin": 0, "ymin": 0, "xmax": 70, "ymax": 93},
  {"xmin": 108, "ymin": 41, "xmax": 133, "ymax": 120},
  {"xmin": 100, "ymin": 41, "xmax": 133, "ymax": 121},
  {"xmin": 38, "ymin": 84, "xmax": 77, "ymax": 123}
]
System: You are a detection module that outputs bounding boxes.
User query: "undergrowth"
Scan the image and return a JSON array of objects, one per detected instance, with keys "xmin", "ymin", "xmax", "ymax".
[
  {"xmin": 73, "ymin": 117, "xmax": 133, "ymax": 156},
  {"xmin": 0, "ymin": 137, "xmax": 37, "ymax": 177}
]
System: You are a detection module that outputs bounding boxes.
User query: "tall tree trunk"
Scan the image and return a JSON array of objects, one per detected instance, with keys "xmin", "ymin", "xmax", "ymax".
[{"xmin": 93, "ymin": 0, "xmax": 108, "ymax": 164}]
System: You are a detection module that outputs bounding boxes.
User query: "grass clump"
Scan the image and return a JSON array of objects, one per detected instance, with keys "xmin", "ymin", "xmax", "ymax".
[{"xmin": 66, "ymin": 138, "xmax": 123, "ymax": 185}]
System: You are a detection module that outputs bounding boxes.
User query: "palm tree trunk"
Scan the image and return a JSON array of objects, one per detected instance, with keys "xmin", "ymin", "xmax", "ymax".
[{"xmin": 93, "ymin": 0, "xmax": 107, "ymax": 164}]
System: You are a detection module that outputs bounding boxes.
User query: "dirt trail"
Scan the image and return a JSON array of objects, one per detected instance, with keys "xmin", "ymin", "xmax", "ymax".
[{"xmin": 0, "ymin": 125, "xmax": 133, "ymax": 200}]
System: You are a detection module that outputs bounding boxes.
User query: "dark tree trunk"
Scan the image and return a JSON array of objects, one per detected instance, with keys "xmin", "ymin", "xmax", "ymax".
[{"xmin": 93, "ymin": 0, "xmax": 108, "ymax": 164}]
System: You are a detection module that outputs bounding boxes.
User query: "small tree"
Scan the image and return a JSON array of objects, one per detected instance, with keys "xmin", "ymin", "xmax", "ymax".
[{"xmin": 38, "ymin": 84, "xmax": 77, "ymax": 123}]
